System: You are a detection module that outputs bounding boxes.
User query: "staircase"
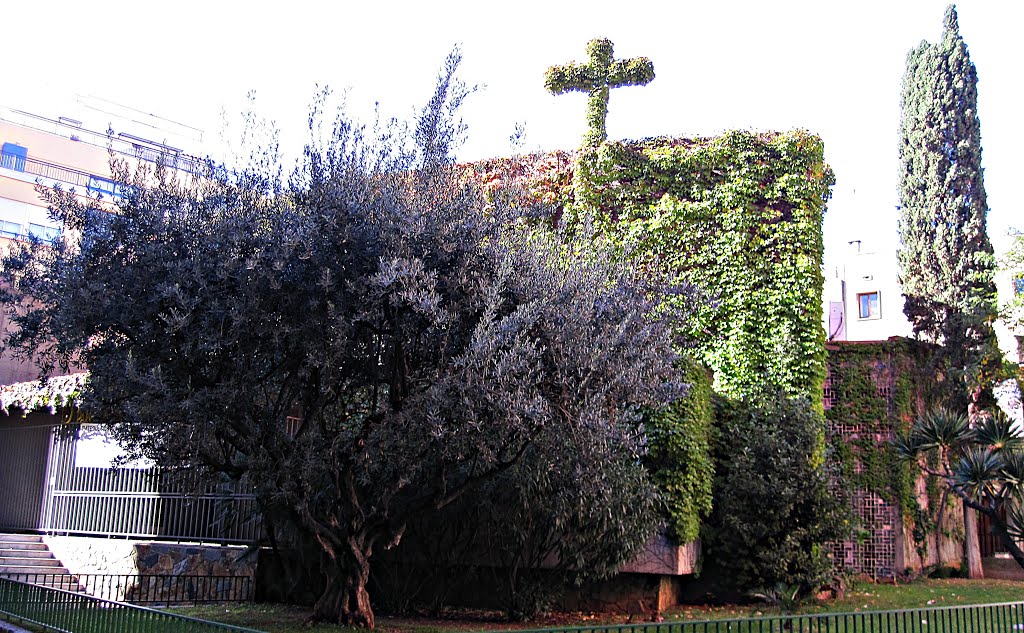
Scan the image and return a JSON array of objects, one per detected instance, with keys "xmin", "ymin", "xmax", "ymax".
[{"xmin": 0, "ymin": 533, "xmax": 82, "ymax": 592}]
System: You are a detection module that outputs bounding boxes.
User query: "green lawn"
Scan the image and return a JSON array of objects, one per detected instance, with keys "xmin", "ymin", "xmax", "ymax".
[
  {"xmin": 168, "ymin": 578, "xmax": 1024, "ymax": 633},
  {"xmin": 666, "ymin": 578, "xmax": 1024, "ymax": 621}
]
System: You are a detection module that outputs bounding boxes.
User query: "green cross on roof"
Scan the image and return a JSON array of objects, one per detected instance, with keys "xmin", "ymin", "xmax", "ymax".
[{"xmin": 544, "ymin": 38, "xmax": 655, "ymax": 147}]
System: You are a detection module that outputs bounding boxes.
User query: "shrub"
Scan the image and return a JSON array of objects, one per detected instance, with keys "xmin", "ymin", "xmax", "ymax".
[{"xmin": 701, "ymin": 390, "xmax": 850, "ymax": 597}]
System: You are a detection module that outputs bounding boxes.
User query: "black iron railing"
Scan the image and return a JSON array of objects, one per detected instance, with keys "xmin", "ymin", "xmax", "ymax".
[
  {"xmin": 0, "ymin": 576, "xmax": 264, "ymax": 632},
  {"xmin": 481, "ymin": 602, "xmax": 1024, "ymax": 633},
  {"xmin": 3, "ymin": 573, "xmax": 253, "ymax": 605}
]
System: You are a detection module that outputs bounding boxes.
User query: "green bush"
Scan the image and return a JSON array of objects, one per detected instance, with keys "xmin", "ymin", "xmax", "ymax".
[
  {"xmin": 643, "ymin": 356, "xmax": 714, "ymax": 543},
  {"xmin": 702, "ymin": 390, "xmax": 851, "ymax": 597}
]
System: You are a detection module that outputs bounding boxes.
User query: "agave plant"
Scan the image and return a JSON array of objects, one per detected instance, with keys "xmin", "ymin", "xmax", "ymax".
[
  {"xmin": 1006, "ymin": 501, "xmax": 1024, "ymax": 542},
  {"xmin": 1000, "ymin": 450, "xmax": 1024, "ymax": 490},
  {"xmin": 749, "ymin": 582, "xmax": 804, "ymax": 615},
  {"xmin": 951, "ymin": 446, "xmax": 1004, "ymax": 503}
]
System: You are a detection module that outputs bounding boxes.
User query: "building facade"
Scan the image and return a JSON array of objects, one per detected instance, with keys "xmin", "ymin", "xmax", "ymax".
[
  {"xmin": 0, "ymin": 103, "xmax": 205, "ymax": 385},
  {"xmin": 0, "ymin": 104, "xmax": 243, "ymax": 542},
  {"xmin": 823, "ymin": 239, "xmax": 913, "ymax": 344},
  {"xmin": 824, "ymin": 234, "xmax": 1023, "ymax": 366}
]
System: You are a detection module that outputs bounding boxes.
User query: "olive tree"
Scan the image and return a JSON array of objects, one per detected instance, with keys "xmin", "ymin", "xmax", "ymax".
[{"xmin": 0, "ymin": 53, "xmax": 688, "ymax": 627}]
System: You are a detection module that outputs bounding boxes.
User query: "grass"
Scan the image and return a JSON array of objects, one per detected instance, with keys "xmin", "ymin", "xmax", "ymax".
[
  {"xmin": 166, "ymin": 578, "xmax": 1024, "ymax": 633},
  {"xmin": 664, "ymin": 578, "xmax": 1024, "ymax": 621}
]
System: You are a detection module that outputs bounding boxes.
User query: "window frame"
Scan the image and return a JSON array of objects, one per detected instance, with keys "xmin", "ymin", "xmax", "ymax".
[{"xmin": 857, "ymin": 291, "xmax": 881, "ymax": 320}]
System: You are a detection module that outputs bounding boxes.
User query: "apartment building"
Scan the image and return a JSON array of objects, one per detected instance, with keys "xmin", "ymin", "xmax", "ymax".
[
  {"xmin": 0, "ymin": 103, "xmax": 205, "ymax": 384},
  {"xmin": 823, "ymin": 239, "xmax": 913, "ymax": 344}
]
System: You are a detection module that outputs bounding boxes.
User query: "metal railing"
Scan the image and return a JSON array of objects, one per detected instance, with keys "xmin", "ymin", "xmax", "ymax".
[
  {"xmin": 1, "ymin": 148, "xmax": 201, "ymax": 199},
  {"xmin": 483, "ymin": 602, "xmax": 1024, "ymax": 633},
  {"xmin": 1, "ymin": 105, "xmax": 207, "ymax": 176},
  {"xmin": 40, "ymin": 431, "xmax": 263, "ymax": 543},
  {"xmin": 1, "ymin": 151, "xmax": 94, "ymax": 189},
  {"xmin": 3, "ymin": 573, "xmax": 253, "ymax": 605},
  {"xmin": 0, "ymin": 576, "xmax": 265, "ymax": 632},
  {"xmin": 0, "ymin": 421, "xmax": 264, "ymax": 542}
]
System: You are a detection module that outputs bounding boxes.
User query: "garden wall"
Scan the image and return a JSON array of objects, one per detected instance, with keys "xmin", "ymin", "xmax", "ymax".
[
  {"xmin": 824, "ymin": 338, "xmax": 963, "ymax": 578},
  {"xmin": 45, "ymin": 536, "xmax": 256, "ymax": 602}
]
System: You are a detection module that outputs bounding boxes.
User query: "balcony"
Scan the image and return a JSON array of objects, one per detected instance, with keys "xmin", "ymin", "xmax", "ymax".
[
  {"xmin": 0, "ymin": 151, "xmax": 135, "ymax": 202},
  {"xmin": 1, "ymin": 106, "xmax": 206, "ymax": 176},
  {"xmin": 1, "ymin": 151, "xmax": 92, "ymax": 190}
]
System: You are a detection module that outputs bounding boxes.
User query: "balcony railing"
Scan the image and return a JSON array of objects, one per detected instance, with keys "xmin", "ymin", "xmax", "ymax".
[
  {"xmin": 1, "ymin": 151, "xmax": 93, "ymax": 190},
  {"xmin": 1, "ymin": 149, "xmax": 204, "ymax": 201},
  {"xmin": 1, "ymin": 105, "xmax": 206, "ymax": 176}
]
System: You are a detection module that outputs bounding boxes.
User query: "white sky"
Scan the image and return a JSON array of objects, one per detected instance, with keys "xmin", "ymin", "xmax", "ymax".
[{"xmin": 4, "ymin": 0, "xmax": 1021, "ymax": 257}]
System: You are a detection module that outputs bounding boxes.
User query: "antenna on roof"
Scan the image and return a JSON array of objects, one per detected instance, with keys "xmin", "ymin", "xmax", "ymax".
[{"xmin": 73, "ymin": 94, "xmax": 204, "ymax": 146}]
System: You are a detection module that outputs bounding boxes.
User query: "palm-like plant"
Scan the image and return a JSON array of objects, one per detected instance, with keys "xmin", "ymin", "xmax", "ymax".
[
  {"xmin": 894, "ymin": 407, "xmax": 1024, "ymax": 569},
  {"xmin": 951, "ymin": 446, "xmax": 1004, "ymax": 504},
  {"xmin": 973, "ymin": 411, "xmax": 1023, "ymax": 452},
  {"xmin": 913, "ymin": 408, "xmax": 973, "ymax": 451}
]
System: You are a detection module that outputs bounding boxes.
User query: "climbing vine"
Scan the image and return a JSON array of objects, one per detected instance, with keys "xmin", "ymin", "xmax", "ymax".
[
  {"xmin": 643, "ymin": 356, "xmax": 715, "ymax": 543},
  {"xmin": 472, "ymin": 130, "xmax": 834, "ymax": 404},
  {"xmin": 824, "ymin": 340, "xmax": 944, "ymax": 558},
  {"xmin": 544, "ymin": 38, "xmax": 655, "ymax": 148},
  {"xmin": 0, "ymin": 372, "xmax": 87, "ymax": 417},
  {"xmin": 468, "ymin": 132, "xmax": 832, "ymax": 547}
]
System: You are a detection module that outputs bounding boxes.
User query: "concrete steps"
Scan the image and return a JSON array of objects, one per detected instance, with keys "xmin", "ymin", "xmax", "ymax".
[{"xmin": 0, "ymin": 533, "xmax": 82, "ymax": 592}]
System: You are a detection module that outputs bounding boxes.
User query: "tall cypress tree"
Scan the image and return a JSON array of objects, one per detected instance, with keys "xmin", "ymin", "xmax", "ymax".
[{"xmin": 898, "ymin": 4, "xmax": 999, "ymax": 411}]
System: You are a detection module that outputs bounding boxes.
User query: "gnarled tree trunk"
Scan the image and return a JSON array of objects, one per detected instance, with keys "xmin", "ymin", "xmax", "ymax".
[{"xmin": 312, "ymin": 536, "xmax": 376, "ymax": 628}]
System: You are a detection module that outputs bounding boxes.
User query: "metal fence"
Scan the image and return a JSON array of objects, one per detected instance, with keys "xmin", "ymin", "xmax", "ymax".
[
  {"xmin": 0, "ymin": 421, "xmax": 264, "ymax": 542},
  {"xmin": 41, "ymin": 430, "xmax": 263, "ymax": 543},
  {"xmin": 3, "ymin": 573, "xmax": 253, "ymax": 605},
  {"xmin": 0, "ymin": 576, "xmax": 265, "ymax": 633},
  {"xmin": 485, "ymin": 602, "xmax": 1024, "ymax": 633}
]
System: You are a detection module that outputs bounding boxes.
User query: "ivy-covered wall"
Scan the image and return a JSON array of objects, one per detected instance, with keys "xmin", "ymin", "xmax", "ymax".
[
  {"xmin": 472, "ymin": 133, "xmax": 832, "ymax": 559},
  {"xmin": 643, "ymin": 357, "xmax": 714, "ymax": 544},
  {"xmin": 475, "ymin": 130, "xmax": 834, "ymax": 404},
  {"xmin": 824, "ymin": 339, "xmax": 962, "ymax": 576}
]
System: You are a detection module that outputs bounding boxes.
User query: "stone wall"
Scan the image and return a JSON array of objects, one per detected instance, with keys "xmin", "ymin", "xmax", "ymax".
[
  {"xmin": 44, "ymin": 536, "xmax": 255, "ymax": 603},
  {"xmin": 134, "ymin": 542, "xmax": 255, "ymax": 577},
  {"xmin": 45, "ymin": 536, "xmax": 138, "ymax": 576},
  {"xmin": 620, "ymin": 535, "xmax": 698, "ymax": 576}
]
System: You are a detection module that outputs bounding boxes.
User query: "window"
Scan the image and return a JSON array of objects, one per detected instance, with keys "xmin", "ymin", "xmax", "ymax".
[
  {"xmin": 858, "ymin": 291, "xmax": 880, "ymax": 319},
  {"xmin": 28, "ymin": 223, "xmax": 60, "ymax": 243},
  {"xmin": 86, "ymin": 175, "xmax": 132, "ymax": 199},
  {"xmin": 1, "ymin": 142, "xmax": 28, "ymax": 171},
  {"xmin": 0, "ymin": 220, "xmax": 21, "ymax": 239},
  {"xmin": 87, "ymin": 175, "xmax": 116, "ymax": 197}
]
